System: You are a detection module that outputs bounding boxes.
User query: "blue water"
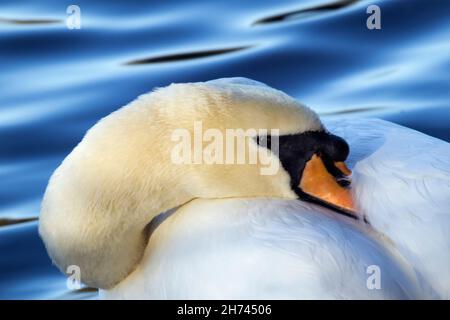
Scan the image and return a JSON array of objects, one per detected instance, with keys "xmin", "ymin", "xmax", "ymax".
[{"xmin": 0, "ymin": 0, "xmax": 449, "ymax": 299}]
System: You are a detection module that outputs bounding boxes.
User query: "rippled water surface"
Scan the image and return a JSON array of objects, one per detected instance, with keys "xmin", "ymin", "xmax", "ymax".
[{"xmin": 1, "ymin": 0, "xmax": 449, "ymax": 299}]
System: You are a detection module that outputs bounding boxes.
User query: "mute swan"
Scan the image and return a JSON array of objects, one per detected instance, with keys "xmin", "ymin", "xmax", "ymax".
[{"xmin": 39, "ymin": 78, "xmax": 449, "ymax": 299}]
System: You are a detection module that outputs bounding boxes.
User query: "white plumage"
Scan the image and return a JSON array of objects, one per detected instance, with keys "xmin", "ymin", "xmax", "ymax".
[
  {"xmin": 332, "ymin": 118, "xmax": 450, "ymax": 299},
  {"xmin": 102, "ymin": 118, "xmax": 450, "ymax": 299},
  {"xmin": 100, "ymin": 197, "xmax": 423, "ymax": 299}
]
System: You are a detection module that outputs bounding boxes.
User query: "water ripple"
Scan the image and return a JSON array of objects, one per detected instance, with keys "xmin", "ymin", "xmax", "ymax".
[
  {"xmin": 0, "ymin": 217, "xmax": 38, "ymax": 227},
  {"xmin": 124, "ymin": 46, "xmax": 253, "ymax": 65},
  {"xmin": 0, "ymin": 17, "xmax": 61, "ymax": 25},
  {"xmin": 252, "ymin": 0, "xmax": 359, "ymax": 25}
]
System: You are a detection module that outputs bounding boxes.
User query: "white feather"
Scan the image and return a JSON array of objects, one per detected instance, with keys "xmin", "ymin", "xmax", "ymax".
[
  {"xmin": 101, "ymin": 198, "xmax": 423, "ymax": 299},
  {"xmin": 327, "ymin": 118, "xmax": 450, "ymax": 299}
]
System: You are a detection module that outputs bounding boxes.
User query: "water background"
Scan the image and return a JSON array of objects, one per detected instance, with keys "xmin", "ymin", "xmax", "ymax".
[{"xmin": 1, "ymin": 0, "xmax": 449, "ymax": 299}]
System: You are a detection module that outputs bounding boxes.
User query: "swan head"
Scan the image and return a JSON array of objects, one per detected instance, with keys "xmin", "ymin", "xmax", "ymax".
[{"xmin": 39, "ymin": 78, "xmax": 354, "ymax": 289}]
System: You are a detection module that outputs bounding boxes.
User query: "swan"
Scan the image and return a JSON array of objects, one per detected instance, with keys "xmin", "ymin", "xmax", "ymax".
[{"xmin": 39, "ymin": 77, "xmax": 449, "ymax": 299}]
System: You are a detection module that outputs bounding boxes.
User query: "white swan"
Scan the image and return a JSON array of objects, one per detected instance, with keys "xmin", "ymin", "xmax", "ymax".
[{"xmin": 39, "ymin": 78, "xmax": 450, "ymax": 299}]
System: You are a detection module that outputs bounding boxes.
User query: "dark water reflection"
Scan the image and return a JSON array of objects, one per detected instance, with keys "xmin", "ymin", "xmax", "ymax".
[{"xmin": 0, "ymin": 0, "xmax": 449, "ymax": 299}]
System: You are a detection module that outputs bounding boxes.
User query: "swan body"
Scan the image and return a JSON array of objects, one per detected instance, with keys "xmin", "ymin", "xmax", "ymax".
[
  {"xmin": 102, "ymin": 118, "xmax": 450, "ymax": 299},
  {"xmin": 100, "ymin": 198, "xmax": 422, "ymax": 299}
]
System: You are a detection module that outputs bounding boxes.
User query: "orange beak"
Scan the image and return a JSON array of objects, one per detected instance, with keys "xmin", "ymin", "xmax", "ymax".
[{"xmin": 299, "ymin": 155, "xmax": 357, "ymax": 218}]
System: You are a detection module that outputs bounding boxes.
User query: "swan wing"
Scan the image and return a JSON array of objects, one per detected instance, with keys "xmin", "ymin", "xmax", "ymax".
[{"xmin": 327, "ymin": 118, "xmax": 450, "ymax": 299}]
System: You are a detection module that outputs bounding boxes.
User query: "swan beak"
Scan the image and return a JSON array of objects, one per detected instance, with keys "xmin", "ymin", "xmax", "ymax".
[{"xmin": 299, "ymin": 155, "xmax": 357, "ymax": 218}]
